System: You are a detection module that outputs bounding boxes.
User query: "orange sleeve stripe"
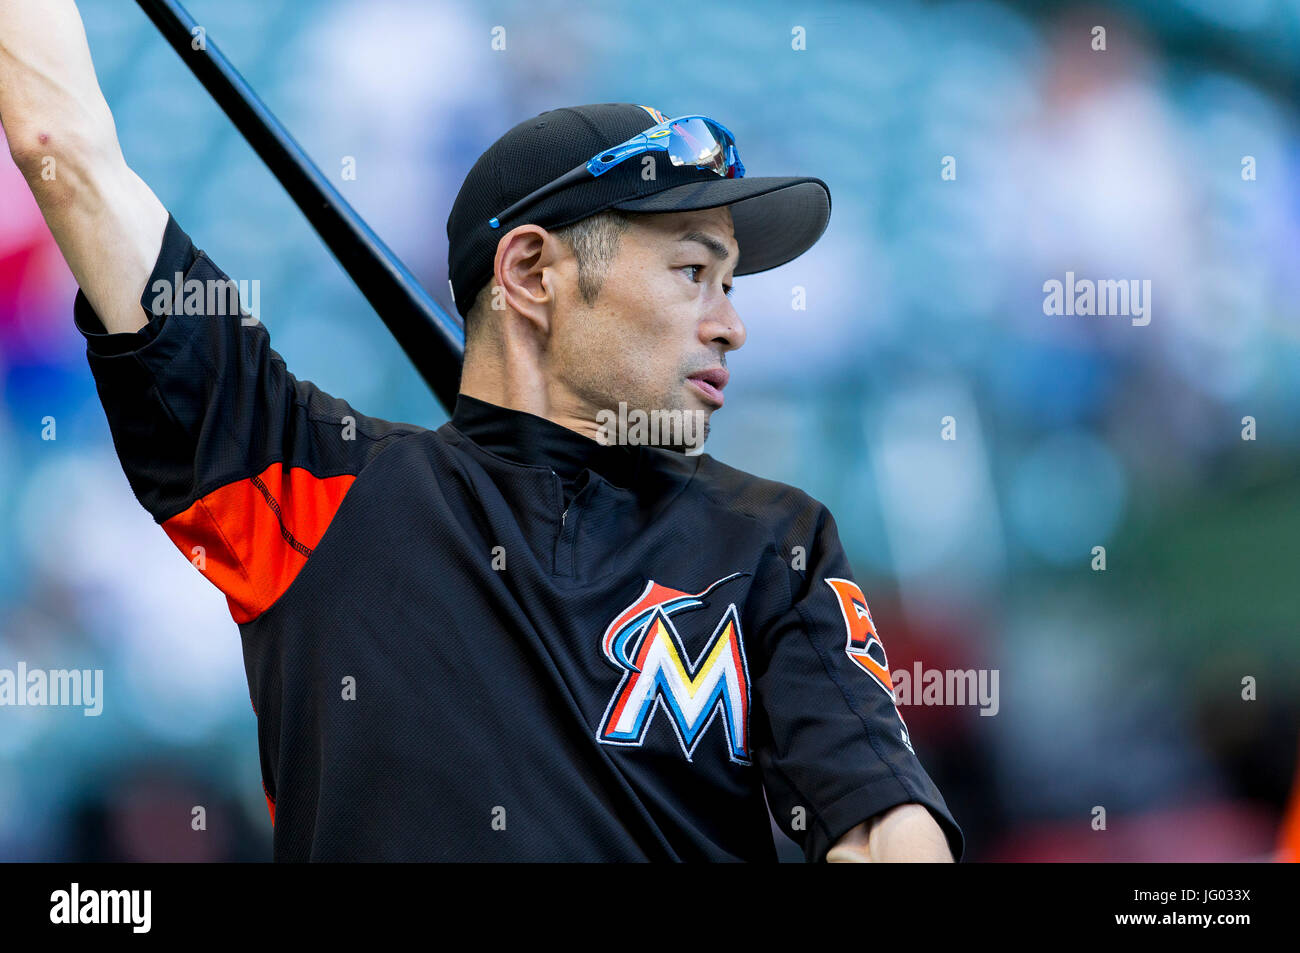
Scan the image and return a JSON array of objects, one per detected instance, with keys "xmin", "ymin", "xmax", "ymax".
[{"xmin": 160, "ymin": 461, "xmax": 355, "ymax": 623}]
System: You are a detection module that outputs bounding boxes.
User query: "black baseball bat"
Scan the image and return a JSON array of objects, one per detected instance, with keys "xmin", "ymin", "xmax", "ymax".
[{"xmin": 132, "ymin": 0, "xmax": 465, "ymax": 414}]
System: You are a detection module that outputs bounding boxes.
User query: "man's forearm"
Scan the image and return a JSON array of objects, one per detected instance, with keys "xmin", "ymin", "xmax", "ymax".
[
  {"xmin": 0, "ymin": 0, "xmax": 119, "ymax": 168},
  {"xmin": 826, "ymin": 802, "xmax": 955, "ymax": 862},
  {"xmin": 1, "ymin": 0, "xmax": 167, "ymax": 334}
]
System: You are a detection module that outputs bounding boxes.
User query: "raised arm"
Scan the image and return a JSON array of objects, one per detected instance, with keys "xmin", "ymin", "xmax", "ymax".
[
  {"xmin": 5, "ymin": 1, "xmax": 427, "ymax": 627},
  {"xmin": 1, "ymin": 0, "xmax": 168, "ymax": 332}
]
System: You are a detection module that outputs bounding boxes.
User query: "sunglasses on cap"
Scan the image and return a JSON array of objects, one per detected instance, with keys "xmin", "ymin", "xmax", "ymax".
[{"xmin": 488, "ymin": 114, "xmax": 745, "ymax": 229}]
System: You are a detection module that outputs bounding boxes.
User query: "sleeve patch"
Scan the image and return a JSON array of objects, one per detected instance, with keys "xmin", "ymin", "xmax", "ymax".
[{"xmin": 824, "ymin": 577, "xmax": 913, "ymax": 752}]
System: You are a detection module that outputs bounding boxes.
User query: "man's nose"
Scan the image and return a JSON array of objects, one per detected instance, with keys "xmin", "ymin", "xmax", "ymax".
[{"xmin": 702, "ymin": 297, "xmax": 746, "ymax": 352}]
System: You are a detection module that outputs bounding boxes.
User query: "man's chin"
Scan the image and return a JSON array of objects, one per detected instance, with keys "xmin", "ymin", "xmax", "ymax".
[{"xmin": 592, "ymin": 399, "xmax": 711, "ymax": 452}]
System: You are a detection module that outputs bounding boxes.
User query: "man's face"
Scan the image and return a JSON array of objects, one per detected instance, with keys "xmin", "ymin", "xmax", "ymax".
[{"xmin": 547, "ymin": 206, "xmax": 745, "ymax": 446}]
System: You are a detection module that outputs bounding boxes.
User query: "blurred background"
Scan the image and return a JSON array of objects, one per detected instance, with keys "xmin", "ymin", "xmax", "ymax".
[{"xmin": 1, "ymin": 0, "xmax": 1297, "ymax": 861}]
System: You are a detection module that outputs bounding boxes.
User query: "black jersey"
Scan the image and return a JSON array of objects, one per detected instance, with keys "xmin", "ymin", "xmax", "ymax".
[{"xmin": 74, "ymin": 214, "xmax": 964, "ymax": 862}]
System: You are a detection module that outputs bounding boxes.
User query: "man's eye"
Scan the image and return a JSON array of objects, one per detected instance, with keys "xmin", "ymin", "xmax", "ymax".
[{"xmin": 682, "ymin": 265, "xmax": 734, "ymax": 297}]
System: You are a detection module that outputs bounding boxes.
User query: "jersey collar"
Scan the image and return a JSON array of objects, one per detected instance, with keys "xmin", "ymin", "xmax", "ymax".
[{"xmin": 448, "ymin": 393, "xmax": 647, "ymax": 490}]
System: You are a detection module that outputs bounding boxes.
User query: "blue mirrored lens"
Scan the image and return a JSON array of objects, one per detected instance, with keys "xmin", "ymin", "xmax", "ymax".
[{"xmin": 666, "ymin": 118, "xmax": 731, "ymax": 175}]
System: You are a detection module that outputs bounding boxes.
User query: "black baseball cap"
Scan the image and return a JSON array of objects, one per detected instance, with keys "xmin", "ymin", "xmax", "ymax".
[{"xmin": 446, "ymin": 103, "xmax": 831, "ymax": 318}]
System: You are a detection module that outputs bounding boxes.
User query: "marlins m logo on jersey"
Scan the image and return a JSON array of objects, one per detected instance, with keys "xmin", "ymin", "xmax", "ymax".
[{"xmin": 597, "ymin": 573, "xmax": 751, "ymax": 764}]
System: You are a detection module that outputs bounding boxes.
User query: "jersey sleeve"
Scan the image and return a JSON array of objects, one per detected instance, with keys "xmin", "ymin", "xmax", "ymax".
[
  {"xmin": 752, "ymin": 502, "xmax": 965, "ymax": 863},
  {"xmin": 74, "ymin": 213, "xmax": 425, "ymax": 624}
]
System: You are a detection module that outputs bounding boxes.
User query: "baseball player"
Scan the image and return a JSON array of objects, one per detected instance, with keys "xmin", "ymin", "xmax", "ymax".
[{"xmin": 3, "ymin": 1, "xmax": 963, "ymax": 862}]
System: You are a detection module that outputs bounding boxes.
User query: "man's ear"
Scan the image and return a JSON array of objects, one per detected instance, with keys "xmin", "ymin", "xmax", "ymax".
[{"xmin": 492, "ymin": 224, "xmax": 560, "ymax": 335}]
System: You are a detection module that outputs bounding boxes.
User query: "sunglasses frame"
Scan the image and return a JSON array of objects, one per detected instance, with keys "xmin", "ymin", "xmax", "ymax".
[{"xmin": 488, "ymin": 114, "xmax": 745, "ymax": 229}]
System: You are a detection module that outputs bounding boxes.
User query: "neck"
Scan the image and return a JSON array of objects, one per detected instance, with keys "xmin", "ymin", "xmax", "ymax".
[{"xmin": 456, "ymin": 322, "xmax": 604, "ymax": 443}]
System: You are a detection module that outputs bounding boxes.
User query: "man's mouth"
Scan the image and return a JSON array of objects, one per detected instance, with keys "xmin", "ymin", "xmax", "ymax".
[{"xmin": 687, "ymin": 368, "xmax": 729, "ymax": 407}]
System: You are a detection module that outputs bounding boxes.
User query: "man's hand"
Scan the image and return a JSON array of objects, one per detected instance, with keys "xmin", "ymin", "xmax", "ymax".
[
  {"xmin": 1, "ymin": 0, "xmax": 168, "ymax": 334},
  {"xmin": 826, "ymin": 802, "xmax": 954, "ymax": 862}
]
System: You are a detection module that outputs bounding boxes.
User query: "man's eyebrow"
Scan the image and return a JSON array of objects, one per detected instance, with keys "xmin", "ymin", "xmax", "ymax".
[{"xmin": 676, "ymin": 230, "xmax": 737, "ymax": 264}]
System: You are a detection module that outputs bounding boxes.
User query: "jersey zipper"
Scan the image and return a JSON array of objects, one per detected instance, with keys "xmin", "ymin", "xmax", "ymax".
[
  {"xmin": 553, "ymin": 468, "xmax": 580, "ymax": 576},
  {"xmin": 552, "ymin": 469, "xmax": 567, "ymax": 526}
]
